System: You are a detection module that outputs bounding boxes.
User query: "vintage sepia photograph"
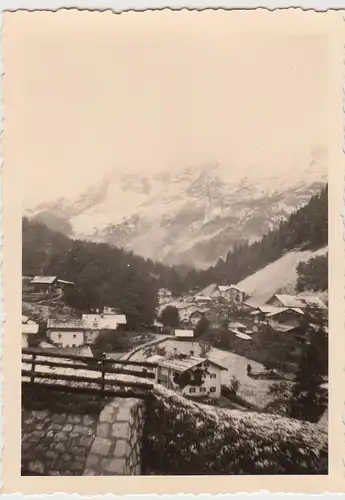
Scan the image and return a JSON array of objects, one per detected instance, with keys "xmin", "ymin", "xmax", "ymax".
[{"xmin": 5, "ymin": 9, "xmax": 331, "ymax": 479}]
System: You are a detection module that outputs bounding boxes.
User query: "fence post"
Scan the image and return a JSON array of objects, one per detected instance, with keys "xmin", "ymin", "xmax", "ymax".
[
  {"xmin": 30, "ymin": 353, "xmax": 37, "ymax": 384},
  {"xmin": 100, "ymin": 357, "xmax": 105, "ymax": 392}
]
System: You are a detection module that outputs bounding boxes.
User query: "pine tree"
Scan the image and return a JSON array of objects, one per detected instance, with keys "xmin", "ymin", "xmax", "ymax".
[
  {"xmin": 194, "ymin": 316, "xmax": 210, "ymax": 338},
  {"xmin": 160, "ymin": 306, "xmax": 180, "ymax": 327},
  {"xmin": 289, "ymin": 342, "xmax": 327, "ymax": 422}
]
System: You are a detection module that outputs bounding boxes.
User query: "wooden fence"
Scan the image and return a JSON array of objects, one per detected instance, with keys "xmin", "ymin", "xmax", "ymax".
[{"xmin": 22, "ymin": 347, "xmax": 157, "ymax": 399}]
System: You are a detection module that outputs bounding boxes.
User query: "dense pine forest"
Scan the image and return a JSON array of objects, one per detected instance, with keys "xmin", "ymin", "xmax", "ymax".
[
  {"xmin": 186, "ymin": 184, "xmax": 328, "ymax": 289},
  {"xmin": 22, "ymin": 185, "xmax": 327, "ymax": 325},
  {"xmin": 22, "ymin": 218, "xmax": 186, "ymax": 326}
]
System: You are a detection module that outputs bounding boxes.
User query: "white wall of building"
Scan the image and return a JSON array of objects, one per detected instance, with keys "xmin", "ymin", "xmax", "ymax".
[
  {"xmin": 48, "ymin": 330, "xmax": 85, "ymax": 348},
  {"xmin": 163, "ymin": 340, "xmax": 203, "ymax": 357},
  {"xmin": 156, "ymin": 361, "xmax": 222, "ymax": 399}
]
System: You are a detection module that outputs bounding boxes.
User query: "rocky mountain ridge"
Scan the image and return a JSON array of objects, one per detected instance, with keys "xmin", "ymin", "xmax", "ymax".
[{"xmin": 25, "ymin": 151, "xmax": 327, "ymax": 268}]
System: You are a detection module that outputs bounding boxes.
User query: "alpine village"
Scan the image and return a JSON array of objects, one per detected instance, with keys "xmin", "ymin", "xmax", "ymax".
[{"xmin": 22, "ymin": 185, "xmax": 328, "ymax": 476}]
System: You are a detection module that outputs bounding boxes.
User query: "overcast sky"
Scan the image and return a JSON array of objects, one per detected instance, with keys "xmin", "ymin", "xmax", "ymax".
[{"xmin": 4, "ymin": 10, "xmax": 328, "ymax": 206}]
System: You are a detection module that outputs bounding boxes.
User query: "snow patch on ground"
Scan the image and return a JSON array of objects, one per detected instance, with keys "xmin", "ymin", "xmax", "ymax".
[{"xmin": 238, "ymin": 246, "xmax": 328, "ymax": 304}]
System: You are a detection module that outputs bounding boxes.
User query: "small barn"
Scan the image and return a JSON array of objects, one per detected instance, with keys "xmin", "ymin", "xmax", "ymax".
[{"xmin": 30, "ymin": 276, "xmax": 59, "ymax": 294}]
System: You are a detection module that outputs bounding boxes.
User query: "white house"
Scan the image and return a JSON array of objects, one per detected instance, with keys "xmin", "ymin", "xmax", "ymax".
[
  {"xmin": 82, "ymin": 314, "xmax": 101, "ymax": 329},
  {"xmin": 148, "ymin": 354, "xmax": 226, "ymax": 399},
  {"xmin": 158, "ymin": 288, "xmax": 173, "ymax": 304},
  {"xmin": 162, "ymin": 339, "xmax": 204, "ymax": 357},
  {"xmin": 46, "ymin": 319, "xmax": 85, "ymax": 348},
  {"xmin": 81, "ymin": 313, "xmax": 127, "ymax": 344},
  {"xmin": 101, "ymin": 314, "xmax": 127, "ymax": 329},
  {"xmin": 174, "ymin": 329, "xmax": 194, "ymax": 339},
  {"xmin": 82, "ymin": 313, "xmax": 127, "ymax": 330},
  {"xmin": 22, "ymin": 322, "xmax": 39, "ymax": 348}
]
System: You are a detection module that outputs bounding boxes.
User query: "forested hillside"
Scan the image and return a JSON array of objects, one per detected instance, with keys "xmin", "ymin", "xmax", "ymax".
[
  {"xmin": 23, "ymin": 185, "xmax": 328, "ymax": 323},
  {"xmin": 22, "ymin": 218, "xmax": 186, "ymax": 326},
  {"xmin": 186, "ymin": 185, "xmax": 328, "ymax": 289}
]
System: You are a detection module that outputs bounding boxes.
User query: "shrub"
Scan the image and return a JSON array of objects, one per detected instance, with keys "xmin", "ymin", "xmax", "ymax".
[
  {"xmin": 142, "ymin": 386, "xmax": 328, "ymax": 475},
  {"xmin": 229, "ymin": 375, "xmax": 240, "ymax": 395}
]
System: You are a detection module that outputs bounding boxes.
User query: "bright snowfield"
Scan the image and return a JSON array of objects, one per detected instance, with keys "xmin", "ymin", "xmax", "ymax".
[{"xmin": 237, "ymin": 246, "xmax": 328, "ymax": 304}]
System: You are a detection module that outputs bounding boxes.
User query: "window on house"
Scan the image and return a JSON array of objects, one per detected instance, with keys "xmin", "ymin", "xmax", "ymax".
[
  {"xmin": 190, "ymin": 350, "xmax": 194, "ymax": 356},
  {"xmin": 189, "ymin": 387, "xmax": 196, "ymax": 393},
  {"xmin": 200, "ymin": 387, "xmax": 206, "ymax": 393},
  {"xmin": 73, "ymin": 334, "xmax": 76, "ymax": 338},
  {"xmin": 201, "ymin": 373, "xmax": 206, "ymax": 379},
  {"xmin": 210, "ymin": 386, "xmax": 217, "ymax": 392},
  {"xmin": 210, "ymin": 374, "xmax": 216, "ymax": 379},
  {"xmin": 58, "ymin": 334, "xmax": 62, "ymax": 339}
]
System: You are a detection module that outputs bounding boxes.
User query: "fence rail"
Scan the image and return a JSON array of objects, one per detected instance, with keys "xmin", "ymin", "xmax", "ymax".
[
  {"xmin": 22, "ymin": 347, "xmax": 157, "ymax": 398},
  {"xmin": 22, "ymin": 347, "xmax": 157, "ymax": 367}
]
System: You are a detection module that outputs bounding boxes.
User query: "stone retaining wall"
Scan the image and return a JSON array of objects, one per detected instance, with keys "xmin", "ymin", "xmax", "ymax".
[
  {"xmin": 22, "ymin": 387, "xmax": 146, "ymax": 476},
  {"xmin": 84, "ymin": 398, "xmax": 145, "ymax": 475}
]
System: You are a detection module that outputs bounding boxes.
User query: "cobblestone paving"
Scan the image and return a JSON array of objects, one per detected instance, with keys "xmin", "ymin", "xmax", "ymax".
[
  {"xmin": 22, "ymin": 409, "xmax": 98, "ymax": 475},
  {"xmin": 22, "ymin": 388, "xmax": 109, "ymax": 476},
  {"xmin": 22, "ymin": 387, "xmax": 145, "ymax": 476}
]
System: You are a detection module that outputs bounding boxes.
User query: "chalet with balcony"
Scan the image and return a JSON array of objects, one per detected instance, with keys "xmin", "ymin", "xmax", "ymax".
[{"xmin": 148, "ymin": 354, "xmax": 227, "ymax": 399}]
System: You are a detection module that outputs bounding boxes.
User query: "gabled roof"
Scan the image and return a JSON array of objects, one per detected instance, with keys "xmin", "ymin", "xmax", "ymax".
[
  {"xmin": 47, "ymin": 319, "xmax": 85, "ymax": 330},
  {"xmin": 152, "ymin": 355, "xmax": 227, "ymax": 373},
  {"xmin": 268, "ymin": 294, "xmax": 327, "ymax": 310},
  {"xmin": 100, "ymin": 314, "xmax": 127, "ymax": 328},
  {"xmin": 174, "ymin": 329, "xmax": 194, "ymax": 338},
  {"xmin": 265, "ymin": 307, "xmax": 304, "ymax": 318},
  {"xmin": 256, "ymin": 305, "xmax": 285, "ymax": 314},
  {"xmin": 299, "ymin": 295, "xmax": 327, "ymax": 310},
  {"xmin": 82, "ymin": 313, "xmax": 127, "ymax": 329},
  {"xmin": 57, "ymin": 279, "xmax": 75, "ymax": 286},
  {"xmin": 22, "ymin": 315, "xmax": 29, "ymax": 324},
  {"xmin": 235, "ymin": 332, "xmax": 252, "ymax": 340},
  {"xmin": 198, "ymin": 283, "xmax": 218, "ymax": 297},
  {"xmin": 273, "ymin": 323, "xmax": 299, "ymax": 333},
  {"xmin": 267, "ymin": 294, "xmax": 305, "ymax": 308},
  {"xmin": 228, "ymin": 321, "xmax": 246, "ymax": 329},
  {"xmin": 31, "ymin": 276, "xmax": 58, "ymax": 285}
]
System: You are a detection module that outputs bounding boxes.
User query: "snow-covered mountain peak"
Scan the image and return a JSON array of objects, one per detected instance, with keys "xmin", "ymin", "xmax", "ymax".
[{"xmin": 25, "ymin": 147, "xmax": 327, "ymax": 268}]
